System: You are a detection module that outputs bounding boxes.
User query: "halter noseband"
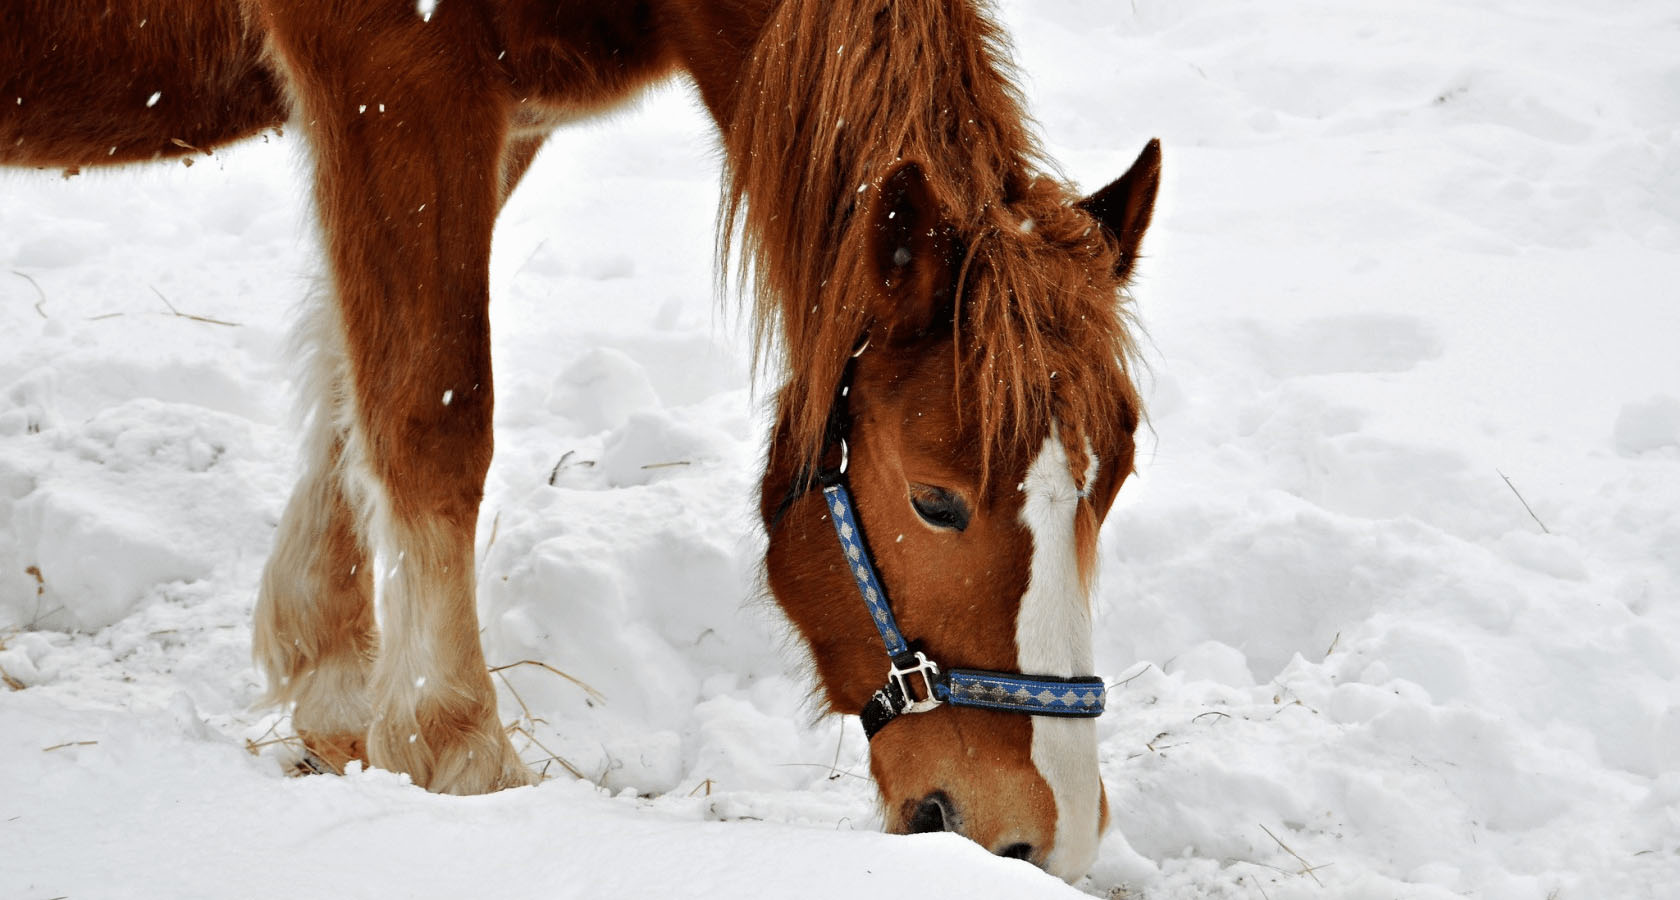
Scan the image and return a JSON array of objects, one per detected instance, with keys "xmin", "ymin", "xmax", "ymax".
[{"xmin": 778, "ymin": 340, "xmax": 1108, "ymax": 740}]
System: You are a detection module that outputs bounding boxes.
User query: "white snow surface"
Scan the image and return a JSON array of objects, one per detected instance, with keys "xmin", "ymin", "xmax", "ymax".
[{"xmin": 4, "ymin": 1, "xmax": 1679, "ymax": 897}]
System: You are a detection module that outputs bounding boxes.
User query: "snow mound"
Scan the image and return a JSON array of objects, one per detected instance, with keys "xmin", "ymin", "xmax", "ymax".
[{"xmin": 1614, "ymin": 394, "xmax": 1680, "ymax": 457}]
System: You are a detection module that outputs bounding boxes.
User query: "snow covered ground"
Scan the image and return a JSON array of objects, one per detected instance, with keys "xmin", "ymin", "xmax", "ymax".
[{"xmin": 3, "ymin": 1, "xmax": 1678, "ymax": 897}]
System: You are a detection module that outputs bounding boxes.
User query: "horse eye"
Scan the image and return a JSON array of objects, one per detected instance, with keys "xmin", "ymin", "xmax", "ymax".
[{"xmin": 909, "ymin": 485, "xmax": 970, "ymax": 532}]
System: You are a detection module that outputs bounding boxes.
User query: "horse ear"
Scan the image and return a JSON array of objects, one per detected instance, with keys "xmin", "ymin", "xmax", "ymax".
[
  {"xmin": 1078, "ymin": 138, "xmax": 1161, "ymax": 283},
  {"xmin": 868, "ymin": 159, "xmax": 958, "ymax": 341}
]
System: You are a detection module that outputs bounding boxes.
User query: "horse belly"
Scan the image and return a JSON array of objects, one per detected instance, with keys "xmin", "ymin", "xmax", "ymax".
[
  {"xmin": 0, "ymin": 0, "xmax": 285, "ymax": 169},
  {"xmin": 489, "ymin": 0, "xmax": 683, "ymax": 125}
]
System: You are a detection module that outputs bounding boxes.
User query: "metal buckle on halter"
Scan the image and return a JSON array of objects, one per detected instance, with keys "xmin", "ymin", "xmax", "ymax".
[{"xmin": 889, "ymin": 651, "xmax": 944, "ymax": 714}]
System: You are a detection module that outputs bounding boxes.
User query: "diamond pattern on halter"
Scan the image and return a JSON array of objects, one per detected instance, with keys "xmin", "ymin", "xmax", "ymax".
[
  {"xmin": 824, "ymin": 484, "xmax": 910, "ymax": 657},
  {"xmin": 946, "ymin": 671, "xmax": 1106, "ymax": 716}
]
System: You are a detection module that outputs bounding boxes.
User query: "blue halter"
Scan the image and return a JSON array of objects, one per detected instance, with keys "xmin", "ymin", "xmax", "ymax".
[
  {"xmin": 821, "ymin": 480, "xmax": 1107, "ymax": 738},
  {"xmin": 786, "ymin": 340, "xmax": 1107, "ymax": 740}
]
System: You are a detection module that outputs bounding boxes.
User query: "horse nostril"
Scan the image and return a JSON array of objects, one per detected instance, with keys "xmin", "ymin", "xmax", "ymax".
[
  {"xmin": 906, "ymin": 791, "xmax": 954, "ymax": 834},
  {"xmin": 997, "ymin": 842, "xmax": 1035, "ymax": 861}
]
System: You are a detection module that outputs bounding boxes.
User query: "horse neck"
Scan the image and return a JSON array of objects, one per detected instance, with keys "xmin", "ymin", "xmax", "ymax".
[{"xmin": 670, "ymin": 0, "xmax": 1040, "ymax": 473}]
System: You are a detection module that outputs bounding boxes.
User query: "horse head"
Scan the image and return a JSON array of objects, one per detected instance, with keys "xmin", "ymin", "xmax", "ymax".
[{"xmin": 763, "ymin": 139, "xmax": 1160, "ymax": 880}]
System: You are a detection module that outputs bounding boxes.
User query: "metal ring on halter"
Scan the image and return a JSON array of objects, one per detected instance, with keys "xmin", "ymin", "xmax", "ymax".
[{"xmin": 888, "ymin": 651, "xmax": 944, "ymax": 714}]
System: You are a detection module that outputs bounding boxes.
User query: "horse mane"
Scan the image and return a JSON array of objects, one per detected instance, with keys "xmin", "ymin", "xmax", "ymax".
[{"xmin": 722, "ymin": 0, "xmax": 1142, "ymax": 478}]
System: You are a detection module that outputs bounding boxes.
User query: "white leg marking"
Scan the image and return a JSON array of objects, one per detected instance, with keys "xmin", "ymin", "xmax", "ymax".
[
  {"xmin": 253, "ymin": 295, "xmax": 372, "ymax": 734},
  {"xmin": 1018, "ymin": 425, "xmax": 1102, "ymax": 881}
]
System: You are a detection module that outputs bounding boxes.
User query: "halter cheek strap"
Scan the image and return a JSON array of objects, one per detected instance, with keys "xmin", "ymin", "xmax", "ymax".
[{"xmin": 821, "ymin": 479, "xmax": 1107, "ymax": 740}]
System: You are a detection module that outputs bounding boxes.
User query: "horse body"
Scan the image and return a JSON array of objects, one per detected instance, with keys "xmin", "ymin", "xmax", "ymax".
[
  {"xmin": 2, "ymin": 0, "xmax": 284, "ymax": 167},
  {"xmin": 2, "ymin": 0, "xmax": 1157, "ymax": 880}
]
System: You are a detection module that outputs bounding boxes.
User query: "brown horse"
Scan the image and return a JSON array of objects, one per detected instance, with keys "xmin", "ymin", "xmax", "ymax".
[{"xmin": 2, "ymin": 0, "xmax": 1158, "ymax": 881}]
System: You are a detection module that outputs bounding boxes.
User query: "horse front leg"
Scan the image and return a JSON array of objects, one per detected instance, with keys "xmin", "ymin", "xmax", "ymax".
[{"xmin": 255, "ymin": 0, "xmax": 532, "ymax": 793}]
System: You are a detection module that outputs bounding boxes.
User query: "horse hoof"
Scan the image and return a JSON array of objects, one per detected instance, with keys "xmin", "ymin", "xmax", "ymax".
[
  {"xmin": 292, "ymin": 751, "xmax": 333, "ymax": 777},
  {"xmin": 366, "ymin": 714, "xmax": 537, "ymax": 794},
  {"xmin": 291, "ymin": 730, "xmax": 368, "ymax": 776}
]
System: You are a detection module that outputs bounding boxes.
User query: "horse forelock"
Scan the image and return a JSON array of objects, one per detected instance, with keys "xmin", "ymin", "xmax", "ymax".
[
  {"xmin": 721, "ymin": 0, "xmax": 1138, "ymax": 481},
  {"xmin": 955, "ymin": 185, "xmax": 1143, "ymax": 484}
]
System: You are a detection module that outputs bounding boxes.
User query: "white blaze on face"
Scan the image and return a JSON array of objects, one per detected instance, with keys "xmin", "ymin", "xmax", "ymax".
[{"xmin": 1017, "ymin": 425, "xmax": 1103, "ymax": 881}]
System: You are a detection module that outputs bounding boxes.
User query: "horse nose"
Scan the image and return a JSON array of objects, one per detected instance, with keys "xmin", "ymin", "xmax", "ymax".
[
  {"xmin": 906, "ymin": 791, "xmax": 955, "ymax": 833},
  {"xmin": 902, "ymin": 793, "xmax": 1042, "ymax": 868},
  {"xmin": 996, "ymin": 842, "xmax": 1035, "ymax": 862}
]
